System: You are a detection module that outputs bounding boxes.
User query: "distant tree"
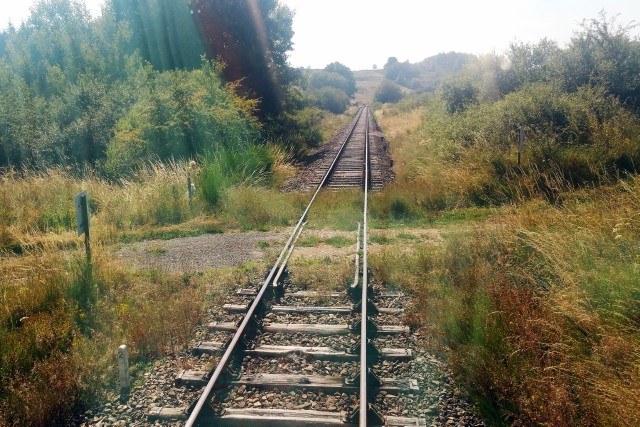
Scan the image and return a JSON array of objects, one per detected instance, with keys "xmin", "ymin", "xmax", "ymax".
[
  {"xmin": 374, "ymin": 79, "xmax": 403, "ymax": 103},
  {"xmin": 383, "ymin": 57, "xmax": 418, "ymax": 87},
  {"xmin": 309, "ymin": 71, "xmax": 351, "ymax": 94},
  {"xmin": 383, "ymin": 57, "xmax": 399, "ymax": 80},
  {"xmin": 323, "ymin": 62, "xmax": 356, "ymax": 96},
  {"xmin": 313, "ymin": 86, "xmax": 349, "ymax": 114},
  {"xmin": 417, "ymin": 52, "xmax": 477, "ymax": 92},
  {"xmin": 372, "ymin": 64, "xmax": 377, "ymax": 70}
]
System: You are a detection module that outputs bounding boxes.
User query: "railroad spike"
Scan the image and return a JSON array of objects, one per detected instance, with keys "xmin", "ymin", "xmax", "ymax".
[
  {"xmin": 215, "ymin": 366, "xmax": 240, "ymax": 389},
  {"xmin": 236, "ymin": 334, "xmax": 254, "ymax": 351},
  {"xmin": 344, "ymin": 368, "xmax": 382, "ymax": 390}
]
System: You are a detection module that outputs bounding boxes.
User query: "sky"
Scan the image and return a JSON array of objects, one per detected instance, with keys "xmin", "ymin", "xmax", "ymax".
[{"xmin": 2, "ymin": 0, "xmax": 639, "ymax": 70}]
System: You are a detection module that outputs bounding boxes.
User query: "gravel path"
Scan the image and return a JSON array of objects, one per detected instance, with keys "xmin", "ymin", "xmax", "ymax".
[{"xmin": 116, "ymin": 231, "xmax": 288, "ymax": 272}]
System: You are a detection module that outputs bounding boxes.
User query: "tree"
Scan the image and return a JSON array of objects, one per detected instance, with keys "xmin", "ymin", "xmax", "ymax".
[
  {"xmin": 188, "ymin": 0, "xmax": 295, "ymax": 118},
  {"xmin": 441, "ymin": 78, "xmax": 478, "ymax": 113},
  {"xmin": 374, "ymin": 79, "xmax": 403, "ymax": 103},
  {"xmin": 497, "ymin": 39, "xmax": 562, "ymax": 95},
  {"xmin": 313, "ymin": 86, "xmax": 348, "ymax": 114},
  {"xmin": 323, "ymin": 62, "xmax": 356, "ymax": 96},
  {"xmin": 562, "ymin": 13, "xmax": 640, "ymax": 109},
  {"xmin": 107, "ymin": 0, "xmax": 205, "ymax": 70},
  {"xmin": 383, "ymin": 56, "xmax": 418, "ymax": 87},
  {"xmin": 309, "ymin": 71, "xmax": 351, "ymax": 94}
]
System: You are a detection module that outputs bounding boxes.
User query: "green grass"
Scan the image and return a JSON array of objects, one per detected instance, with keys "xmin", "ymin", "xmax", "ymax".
[
  {"xmin": 297, "ymin": 236, "xmax": 321, "ymax": 247},
  {"xmin": 397, "ymin": 233, "xmax": 417, "ymax": 240},
  {"xmin": 306, "ymin": 190, "xmax": 362, "ymax": 230},
  {"xmin": 324, "ymin": 236, "xmax": 352, "ymax": 247},
  {"xmin": 369, "ymin": 235, "xmax": 395, "ymax": 245},
  {"xmin": 116, "ymin": 224, "xmax": 223, "ymax": 243}
]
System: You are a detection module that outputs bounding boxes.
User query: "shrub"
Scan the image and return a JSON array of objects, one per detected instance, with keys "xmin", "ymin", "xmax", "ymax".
[
  {"xmin": 313, "ymin": 87, "xmax": 349, "ymax": 114},
  {"xmin": 105, "ymin": 61, "xmax": 259, "ymax": 178},
  {"xmin": 309, "ymin": 71, "xmax": 352, "ymax": 95},
  {"xmin": 374, "ymin": 80, "xmax": 403, "ymax": 103},
  {"xmin": 440, "ymin": 78, "xmax": 479, "ymax": 113}
]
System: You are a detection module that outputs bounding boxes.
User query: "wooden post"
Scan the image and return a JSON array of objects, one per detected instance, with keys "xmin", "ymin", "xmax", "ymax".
[
  {"xmin": 187, "ymin": 174, "xmax": 193, "ymax": 204},
  {"xmin": 118, "ymin": 345, "xmax": 130, "ymax": 396},
  {"xmin": 518, "ymin": 127, "xmax": 524, "ymax": 167},
  {"xmin": 75, "ymin": 191, "xmax": 91, "ymax": 263}
]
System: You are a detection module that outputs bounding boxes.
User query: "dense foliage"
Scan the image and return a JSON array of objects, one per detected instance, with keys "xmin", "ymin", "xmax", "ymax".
[
  {"xmin": 0, "ymin": 0, "xmax": 317, "ymax": 174},
  {"xmin": 375, "ymin": 13, "xmax": 640, "ymax": 426},
  {"xmin": 308, "ymin": 62, "xmax": 355, "ymax": 113},
  {"xmin": 383, "ymin": 52, "xmax": 476, "ymax": 92},
  {"xmin": 374, "ymin": 79, "xmax": 403, "ymax": 104},
  {"xmin": 425, "ymin": 13, "xmax": 640, "ymax": 202}
]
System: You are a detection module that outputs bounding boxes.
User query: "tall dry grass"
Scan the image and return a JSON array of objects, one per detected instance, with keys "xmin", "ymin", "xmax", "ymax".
[
  {"xmin": 0, "ymin": 160, "xmax": 287, "ymax": 425},
  {"xmin": 373, "ymin": 97, "xmax": 640, "ymax": 425},
  {"xmin": 0, "ymin": 240, "xmax": 239, "ymax": 425},
  {"xmin": 369, "ymin": 178, "xmax": 640, "ymax": 425},
  {"xmin": 0, "ymin": 162, "xmax": 205, "ymax": 252}
]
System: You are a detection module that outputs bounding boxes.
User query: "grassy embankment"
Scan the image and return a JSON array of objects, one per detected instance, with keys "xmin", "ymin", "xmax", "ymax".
[
  {"xmin": 366, "ymin": 93, "xmax": 640, "ymax": 426},
  {"xmin": 0, "ymin": 162, "xmax": 283, "ymax": 425}
]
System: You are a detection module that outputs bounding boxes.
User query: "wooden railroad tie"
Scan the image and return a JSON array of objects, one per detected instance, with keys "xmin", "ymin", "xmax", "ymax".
[
  {"xmin": 222, "ymin": 304, "xmax": 404, "ymax": 315},
  {"xmin": 208, "ymin": 321, "xmax": 409, "ymax": 335},
  {"xmin": 236, "ymin": 289, "xmax": 404, "ymax": 299},
  {"xmin": 149, "ymin": 407, "xmax": 426, "ymax": 426},
  {"xmin": 192, "ymin": 341, "xmax": 413, "ymax": 361},
  {"xmin": 175, "ymin": 371, "xmax": 420, "ymax": 393}
]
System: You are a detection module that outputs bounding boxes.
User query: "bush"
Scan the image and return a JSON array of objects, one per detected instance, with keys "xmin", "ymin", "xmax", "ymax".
[
  {"xmin": 417, "ymin": 83, "xmax": 640, "ymax": 204},
  {"xmin": 313, "ymin": 87, "xmax": 349, "ymax": 114},
  {"xmin": 374, "ymin": 80, "xmax": 403, "ymax": 103},
  {"xmin": 309, "ymin": 71, "xmax": 352, "ymax": 95},
  {"xmin": 441, "ymin": 78, "xmax": 479, "ymax": 113},
  {"xmin": 105, "ymin": 61, "xmax": 259, "ymax": 178}
]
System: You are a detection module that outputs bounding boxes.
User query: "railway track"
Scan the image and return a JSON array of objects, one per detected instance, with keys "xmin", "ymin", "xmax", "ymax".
[
  {"xmin": 146, "ymin": 107, "xmax": 423, "ymax": 426},
  {"xmin": 309, "ymin": 107, "xmax": 387, "ymax": 191}
]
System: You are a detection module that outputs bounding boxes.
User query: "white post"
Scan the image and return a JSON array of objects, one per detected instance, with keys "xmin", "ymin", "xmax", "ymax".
[{"xmin": 118, "ymin": 345, "xmax": 130, "ymax": 394}]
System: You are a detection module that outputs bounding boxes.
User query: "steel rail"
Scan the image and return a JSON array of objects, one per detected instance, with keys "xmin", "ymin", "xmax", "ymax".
[
  {"xmin": 185, "ymin": 107, "xmax": 367, "ymax": 427},
  {"xmin": 352, "ymin": 222, "xmax": 361, "ymax": 289},
  {"xmin": 359, "ymin": 106, "xmax": 370, "ymax": 425}
]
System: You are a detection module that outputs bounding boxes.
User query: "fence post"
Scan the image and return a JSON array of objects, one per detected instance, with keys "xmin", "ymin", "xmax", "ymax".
[
  {"xmin": 518, "ymin": 127, "xmax": 524, "ymax": 166},
  {"xmin": 118, "ymin": 345, "xmax": 130, "ymax": 398}
]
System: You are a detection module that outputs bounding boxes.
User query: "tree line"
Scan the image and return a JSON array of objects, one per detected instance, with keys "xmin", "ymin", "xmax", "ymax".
[{"xmin": 0, "ymin": 0, "xmax": 317, "ymax": 175}]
